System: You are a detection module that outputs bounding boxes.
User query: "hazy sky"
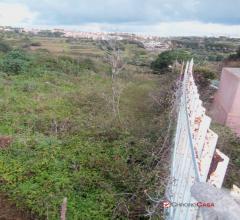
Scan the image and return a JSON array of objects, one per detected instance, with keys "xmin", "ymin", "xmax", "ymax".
[{"xmin": 1, "ymin": 0, "xmax": 240, "ymax": 36}]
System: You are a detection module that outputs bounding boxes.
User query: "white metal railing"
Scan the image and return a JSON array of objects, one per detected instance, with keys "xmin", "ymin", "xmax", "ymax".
[{"xmin": 166, "ymin": 60, "xmax": 229, "ymax": 220}]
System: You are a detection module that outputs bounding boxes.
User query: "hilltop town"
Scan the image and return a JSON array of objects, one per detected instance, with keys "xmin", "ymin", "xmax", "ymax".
[{"xmin": 0, "ymin": 25, "xmax": 171, "ymax": 51}]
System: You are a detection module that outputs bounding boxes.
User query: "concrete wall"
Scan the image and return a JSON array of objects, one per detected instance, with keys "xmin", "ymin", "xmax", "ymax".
[
  {"xmin": 213, "ymin": 68, "xmax": 240, "ymax": 135},
  {"xmin": 167, "ymin": 61, "xmax": 229, "ymax": 220}
]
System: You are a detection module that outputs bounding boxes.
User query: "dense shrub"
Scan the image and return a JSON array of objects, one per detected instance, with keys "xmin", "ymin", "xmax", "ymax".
[
  {"xmin": 193, "ymin": 66, "xmax": 216, "ymax": 88},
  {"xmin": 0, "ymin": 49, "xmax": 97, "ymax": 76},
  {"xmin": 151, "ymin": 49, "xmax": 191, "ymax": 72},
  {"xmin": 1, "ymin": 50, "xmax": 30, "ymax": 74},
  {"xmin": 30, "ymin": 42, "xmax": 42, "ymax": 47},
  {"xmin": 0, "ymin": 41, "xmax": 11, "ymax": 53},
  {"xmin": 228, "ymin": 46, "xmax": 240, "ymax": 60},
  {"xmin": 208, "ymin": 54, "xmax": 224, "ymax": 61}
]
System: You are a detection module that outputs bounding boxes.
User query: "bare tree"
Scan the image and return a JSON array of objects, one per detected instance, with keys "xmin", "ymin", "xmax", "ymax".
[{"xmin": 101, "ymin": 40, "xmax": 126, "ymax": 122}]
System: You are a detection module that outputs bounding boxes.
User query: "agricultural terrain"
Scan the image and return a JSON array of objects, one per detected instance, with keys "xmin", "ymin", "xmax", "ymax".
[{"xmin": 0, "ymin": 31, "xmax": 239, "ymax": 219}]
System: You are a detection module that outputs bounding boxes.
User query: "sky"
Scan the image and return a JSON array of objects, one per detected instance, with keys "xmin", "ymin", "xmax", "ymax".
[{"xmin": 0, "ymin": 0, "xmax": 240, "ymax": 37}]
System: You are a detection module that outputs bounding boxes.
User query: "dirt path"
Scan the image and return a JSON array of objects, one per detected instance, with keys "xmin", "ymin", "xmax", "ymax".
[{"xmin": 0, "ymin": 195, "xmax": 32, "ymax": 220}]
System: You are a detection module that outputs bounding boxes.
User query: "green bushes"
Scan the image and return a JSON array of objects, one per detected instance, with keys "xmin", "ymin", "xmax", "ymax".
[
  {"xmin": 0, "ymin": 64, "xmax": 171, "ymax": 219},
  {"xmin": 212, "ymin": 124, "xmax": 240, "ymax": 188},
  {"xmin": 0, "ymin": 50, "xmax": 96, "ymax": 76},
  {"xmin": 0, "ymin": 136, "xmax": 116, "ymax": 219},
  {"xmin": 228, "ymin": 46, "xmax": 240, "ymax": 60},
  {"xmin": 207, "ymin": 54, "xmax": 224, "ymax": 61},
  {"xmin": 151, "ymin": 49, "xmax": 191, "ymax": 72},
  {"xmin": 0, "ymin": 35, "xmax": 173, "ymax": 219},
  {"xmin": 0, "ymin": 41, "xmax": 11, "ymax": 53},
  {"xmin": 193, "ymin": 66, "xmax": 217, "ymax": 88},
  {"xmin": 194, "ymin": 66, "xmax": 216, "ymax": 80},
  {"xmin": 0, "ymin": 50, "xmax": 30, "ymax": 74}
]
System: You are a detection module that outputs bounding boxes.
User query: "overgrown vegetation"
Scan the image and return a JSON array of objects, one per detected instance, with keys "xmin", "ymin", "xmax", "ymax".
[
  {"xmin": 150, "ymin": 49, "xmax": 191, "ymax": 72},
  {"xmin": 228, "ymin": 46, "xmax": 240, "ymax": 60},
  {"xmin": 212, "ymin": 124, "xmax": 240, "ymax": 188},
  {"xmin": 0, "ymin": 31, "xmax": 239, "ymax": 220},
  {"xmin": 0, "ymin": 49, "xmax": 30, "ymax": 74},
  {"xmin": 172, "ymin": 37, "xmax": 240, "ymax": 62},
  {"xmin": 193, "ymin": 66, "xmax": 217, "ymax": 88},
  {"xmin": 0, "ymin": 41, "xmax": 11, "ymax": 53},
  {"xmin": 0, "ymin": 34, "xmax": 175, "ymax": 220}
]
